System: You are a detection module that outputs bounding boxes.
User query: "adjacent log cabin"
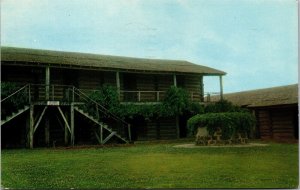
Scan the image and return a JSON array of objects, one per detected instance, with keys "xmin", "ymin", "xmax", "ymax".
[
  {"xmin": 1, "ymin": 46, "xmax": 226, "ymax": 148},
  {"xmin": 212, "ymin": 84, "xmax": 298, "ymax": 141}
]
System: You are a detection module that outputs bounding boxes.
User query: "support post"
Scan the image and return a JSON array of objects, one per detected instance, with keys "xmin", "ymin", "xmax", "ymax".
[
  {"xmin": 173, "ymin": 74, "xmax": 177, "ymax": 87},
  {"xmin": 116, "ymin": 71, "xmax": 120, "ymax": 100},
  {"xmin": 176, "ymin": 116, "xmax": 180, "ymax": 139},
  {"xmin": 219, "ymin": 75, "xmax": 224, "ymax": 101},
  {"xmin": 100, "ymin": 125, "xmax": 103, "ymax": 144},
  {"xmin": 45, "ymin": 118, "xmax": 50, "ymax": 147},
  {"xmin": 33, "ymin": 106, "xmax": 48, "ymax": 133},
  {"xmin": 128, "ymin": 124, "xmax": 132, "ymax": 142},
  {"xmin": 28, "ymin": 84, "xmax": 31, "ymax": 103},
  {"xmin": 26, "ymin": 114, "xmax": 30, "ymax": 148},
  {"xmin": 138, "ymin": 92, "xmax": 141, "ymax": 102},
  {"xmin": 65, "ymin": 113, "xmax": 69, "ymax": 146},
  {"xmin": 200, "ymin": 76, "xmax": 204, "ymax": 102},
  {"xmin": 72, "ymin": 86, "xmax": 75, "ymax": 102},
  {"xmin": 174, "ymin": 74, "xmax": 179, "ymax": 138},
  {"xmin": 45, "ymin": 66, "xmax": 50, "ymax": 101},
  {"xmin": 70, "ymin": 104, "xmax": 75, "ymax": 146},
  {"xmin": 29, "ymin": 105, "xmax": 34, "ymax": 149}
]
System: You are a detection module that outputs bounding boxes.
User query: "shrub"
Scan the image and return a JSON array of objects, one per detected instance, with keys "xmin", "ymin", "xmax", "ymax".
[{"xmin": 187, "ymin": 112, "xmax": 256, "ymax": 139}]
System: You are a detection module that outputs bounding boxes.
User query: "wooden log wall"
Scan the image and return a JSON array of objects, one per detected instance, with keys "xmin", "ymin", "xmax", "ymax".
[
  {"xmin": 144, "ymin": 117, "xmax": 177, "ymax": 140},
  {"xmin": 2, "ymin": 65, "xmax": 40, "ymax": 84},
  {"xmin": 78, "ymin": 70, "xmax": 116, "ymax": 89},
  {"xmin": 136, "ymin": 74, "xmax": 156, "ymax": 102},
  {"xmin": 270, "ymin": 109, "xmax": 295, "ymax": 140},
  {"xmin": 121, "ymin": 73, "xmax": 174, "ymax": 102},
  {"xmin": 183, "ymin": 75, "xmax": 202, "ymax": 101},
  {"xmin": 50, "ymin": 69, "xmax": 65, "ymax": 100},
  {"xmin": 158, "ymin": 117, "xmax": 177, "ymax": 139},
  {"xmin": 257, "ymin": 110, "xmax": 273, "ymax": 139},
  {"xmin": 256, "ymin": 106, "xmax": 297, "ymax": 140}
]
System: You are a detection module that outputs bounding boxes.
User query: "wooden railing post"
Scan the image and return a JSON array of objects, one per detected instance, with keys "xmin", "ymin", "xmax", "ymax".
[
  {"xmin": 70, "ymin": 103, "xmax": 75, "ymax": 146},
  {"xmin": 116, "ymin": 71, "xmax": 121, "ymax": 101},
  {"xmin": 128, "ymin": 124, "xmax": 131, "ymax": 142},
  {"xmin": 157, "ymin": 91, "xmax": 160, "ymax": 102},
  {"xmin": 100, "ymin": 124, "xmax": 103, "ymax": 144},
  {"xmin": 72, "ymin": 86, "xmax": 75, "ymax": 102},
  {"xmin": 138, "ymin": 91, "xmax": 141, "ymax": 102},
  {"xmin": 29, "ymin": 105, "xmax": 34, "ymax": 149},
  {"xmin": 28, "ymin": 84, "xmax": 31, "ymax": 103},
  {"xmin": 219, "ymin": 75, "xmax": 223, "ymax": 101},
  {"xmin": 52, "ymin": 85, "xmax": 54, "ymax": 100},
  {"xmin": 45, "ymin": 66, "xmax": 50, "ymax": 101},
  {"xmin": 207, "ymin": 93, "xmax": 211, "ymax": 102}
]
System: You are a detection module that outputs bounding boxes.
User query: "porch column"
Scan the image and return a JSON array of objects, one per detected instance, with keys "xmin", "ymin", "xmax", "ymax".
[
  {"xmin": 200, "ymin": 75, "xmax": 204, "ymax": 102},
  {"xmin": 70, "ymin": 103, "xmax": 75, "ymax": 146},
  {"xmin": 173, "ymin": 73, "xmax": 179, "ymax": 138},
  {"xmin": 173, "ymin": 73, "xmax": 177, "ymax": 87},
  {"xmin": 29, "ymin": 105, "xmax": 34, "ymax": 149},
  {"xmin": 45, "ymin": 66, "xmax": 50, "ymax": 100},
  {"xmin": 45, "ymin": 119, "xmax": 50, "ymax": 147},
  {"xmin": 116, "ymin": 71, "xmax": 120, "ymax": 100},
  {"xmin": 219, "ymin": 75, "xmax": 223, "ymax": 100}
]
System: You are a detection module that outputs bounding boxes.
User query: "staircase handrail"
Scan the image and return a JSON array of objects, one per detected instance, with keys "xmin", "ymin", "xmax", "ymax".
[
  {"xmin": 1, "ymin": 84, "xmax": 30, "ymax": 103},
  {"xmin": 72, "ymin": 87, "xmax": 130, "ymax": 126}
]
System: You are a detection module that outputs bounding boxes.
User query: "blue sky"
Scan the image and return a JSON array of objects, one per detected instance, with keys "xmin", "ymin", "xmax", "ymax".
[{"xmin": 1, "ymin": 0, "xmax": 298, "ymax": 93}]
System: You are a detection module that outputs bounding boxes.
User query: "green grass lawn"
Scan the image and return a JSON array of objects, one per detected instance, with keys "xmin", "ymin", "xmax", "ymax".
[{"xmin": 1, "ymin": 141, "xmax": 299, "ymax": 189}]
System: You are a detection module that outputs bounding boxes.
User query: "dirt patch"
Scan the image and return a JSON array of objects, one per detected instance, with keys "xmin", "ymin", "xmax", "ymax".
[{"xmin": 173, "ymin": 143, "xmax": 269, "ymax": 148}]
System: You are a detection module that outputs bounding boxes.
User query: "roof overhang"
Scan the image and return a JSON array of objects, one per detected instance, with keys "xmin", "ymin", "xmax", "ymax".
[{"xmin": 1, "ymin": 46, "xmax": 226, "ymax": 76}]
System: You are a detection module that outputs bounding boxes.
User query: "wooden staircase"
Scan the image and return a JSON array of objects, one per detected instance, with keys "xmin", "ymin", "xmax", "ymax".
[
  {"xmin": 1, "ymin": 84, "xmax": 132, "ymax": 147},
  {"xmin": 1, "ymin": 105, "xmax": 30, "ymax": 126},
  {"xmin": 74, "ymin": 106, "xmax": 128, "ymax": 144}
]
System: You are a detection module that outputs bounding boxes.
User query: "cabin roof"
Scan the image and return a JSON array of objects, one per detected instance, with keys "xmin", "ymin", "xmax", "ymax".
[
  {"xmin": 1, "ymin": 46, "xmax": 226, "ymax": 75},
  {"xmin": 211, "ymin": 84, "xmax": 298, "ymax": 107}
]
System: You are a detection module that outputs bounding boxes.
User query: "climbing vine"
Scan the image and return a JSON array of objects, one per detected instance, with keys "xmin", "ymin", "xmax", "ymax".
[
  {"xmin": 86, "ymin": 85, "xmax": 203, "ymax": 120},
  {"xmin": 187, "ymin": 112, "xmax": 256, "ymax": 139}
]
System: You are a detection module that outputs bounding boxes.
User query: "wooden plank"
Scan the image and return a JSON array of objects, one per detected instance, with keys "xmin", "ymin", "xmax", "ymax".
[
  {"xmin": 116, "ymin": 71, "xmax": 120, "ymax": 100},
  {"xmin": 57, "ymin": 106, "xmax": 71, "ymax": 133},
  {"xmin": 33, "ymin": 106, "xmax": 48, "ymax": 133},
  {"xmin": 64, "ymin": 114, "xmax": 69, "ymax": 146},
  {"xmin": 29, "ymin": 105, "xmax": 34, "ymax": 149},
  {"xmin": 45, "ymin": 119, "xmax": 50, "ymax": 147},
  {"xmin": 70, "ymin": 104, "xmax": 75, "ymax": 146},
  {"xmin": 45, "ymin": 66, "xmax": 50, "ymax": 100},
  {"xmin": 173, "ymin": 74, "xmax": 177, "ymax": 87},
  {"xmin": 219, "ymin": 75, "xmax": 223, "ymax": 100},
  {"xmin": 100, "ymin": 125, "xmax": 103, "ymax": 144}
]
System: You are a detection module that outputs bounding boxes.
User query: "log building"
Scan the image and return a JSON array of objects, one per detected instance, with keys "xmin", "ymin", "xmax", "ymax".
[
  {"xmin": 1, "ymin": 47, "xmax": 226, "ymax": 148},
  {"xmin": 212, "ymin": 84, "xmax": 298, "ymax": 141}
]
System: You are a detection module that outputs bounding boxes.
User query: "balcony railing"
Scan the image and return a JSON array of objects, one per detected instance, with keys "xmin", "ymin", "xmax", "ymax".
[
  {"xmin": 11, "ymin": 84, "xmax": 220, "ymax": 103},
  {"xmin": 120, "ymin": 90, "xmax": 204, "ymax": 102},
  {"xmin": 204, "ymin": 92, "xmax": 221, "ymax": 102}
]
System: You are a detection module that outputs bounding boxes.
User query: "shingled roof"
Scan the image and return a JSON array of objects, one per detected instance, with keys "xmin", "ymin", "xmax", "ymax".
[
  {"xmin": 1, "ymin": 47, "xmax": 226, "ymax": 75},
  {"xmin": 212, "ymin": 84, "xmax": 298, "ymax": 107}
]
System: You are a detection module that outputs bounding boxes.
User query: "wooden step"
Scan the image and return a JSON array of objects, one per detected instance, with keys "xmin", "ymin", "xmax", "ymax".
[
  {"xmin": 74, "ymin": 107, "xmax": 128, "ymax": 144},
  {"xmin": 1, "ymin": 106, "xmax": 30, "ymax": 126}
]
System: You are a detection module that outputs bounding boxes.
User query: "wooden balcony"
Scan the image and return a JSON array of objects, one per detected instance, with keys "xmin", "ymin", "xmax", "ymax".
[
  {"xmin": 11, "ymin": 84, "xmax": 219, "ymax": 104},
  {"xmin": 120, "ymin": 90, "xmax": 204, "ymax": 102}
]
